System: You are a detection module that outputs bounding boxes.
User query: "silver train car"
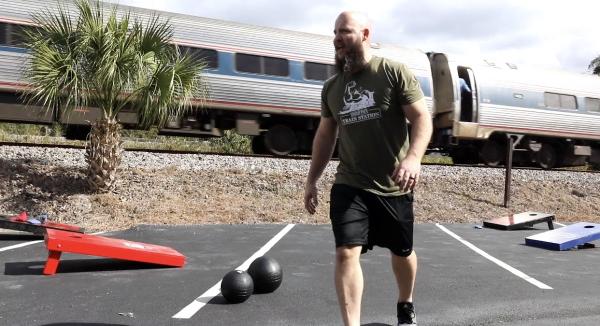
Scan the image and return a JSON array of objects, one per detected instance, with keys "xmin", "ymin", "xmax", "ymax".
[
  {"xmin": 430, "ymin": 53, "xmax": 600, "ymax": 168},
  {"xmin": 0, "ymin": 0, "xmax": 433, "ymax": 155},
  {"xmin": 0, "ymin": 0, "xmax": 599, "ymax": 167}
]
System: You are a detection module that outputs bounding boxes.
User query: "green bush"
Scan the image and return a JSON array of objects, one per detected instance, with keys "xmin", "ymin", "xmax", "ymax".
[
  {"xmin": 0, "ymin": 122, "xmax": 46, "ymax": 135},
  {"xmin": 209, "ymin": 130, "xmax": 252, "ymax": 154},
  {"xmin": 121, "ymin": 127, "xmax": 159, "ymax": 139}
]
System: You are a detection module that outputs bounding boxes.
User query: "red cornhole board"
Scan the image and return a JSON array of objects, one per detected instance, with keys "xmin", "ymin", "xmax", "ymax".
[
  {"xmin": 0, "ymin": 213, "xmax": 84, "ymax": 235},
  {"xmin": 483, "ymin": 211, "xmax": 555, "ymax": 230},
  {"xmin": 43, "ymin": 229, "xmax": 186, "ymax": 275}
]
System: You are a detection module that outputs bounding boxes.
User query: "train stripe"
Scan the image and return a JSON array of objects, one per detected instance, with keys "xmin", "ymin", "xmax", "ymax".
[{"xmin": 478, "ymin": 124, "xmax": 600, "ymax": 139}]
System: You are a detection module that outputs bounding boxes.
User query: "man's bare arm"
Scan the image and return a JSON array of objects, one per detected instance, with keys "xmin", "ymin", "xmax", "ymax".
[
  {"xmin": 404, "ymin": 98, "xmax": 433, "ymax": 160},
  {"xmin": 391, "ymin": 98, "xmax": 433, "ymax": 191},
  {"xmin": 304, "ymin": 117, "xmax": 338, "ymax": 214},
  {"xmin": 307, "ymin": 117, "xmax": 338, "ymax": 184}
]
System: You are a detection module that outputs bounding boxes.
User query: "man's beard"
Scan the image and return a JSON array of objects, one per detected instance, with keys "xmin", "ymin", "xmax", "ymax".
[{"xmin": 335, "ymin": 43, "xmax": 366, "ymax": 74}]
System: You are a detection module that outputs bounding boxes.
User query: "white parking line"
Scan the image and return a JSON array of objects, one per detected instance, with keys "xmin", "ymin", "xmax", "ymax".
[
  {"xmin": 172, "ymin": 224, "xmax": 295, "ymax": 319},
  {"xmin": 436, "ymin": 223, "xmax": 553, "ymax": 290},
  {"xmin": 0, "ymin": 231, "xmax": 105, "ymax": 253},
  {"xmin": 0, "ymin": 239, "xmax": 44, "ymax": 252}
]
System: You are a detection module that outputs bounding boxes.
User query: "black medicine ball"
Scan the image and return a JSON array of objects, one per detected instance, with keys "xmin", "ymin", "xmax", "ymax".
[
  {"xmin": 220, "ymin": 270, "xmax": 254, "ymax": 303},
  {"xmin": 248, "ymin": 256, "xmax": 283, "ymax": 293}
]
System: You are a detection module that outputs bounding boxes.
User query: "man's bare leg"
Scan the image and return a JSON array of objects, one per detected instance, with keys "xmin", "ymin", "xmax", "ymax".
[
  {"xmin": 391, "ymin": 250, "xmax": 417, "ymax": 303},
  {"xmin": 335, "ymin": 245, "xmax": 363, "ymax": 326}
]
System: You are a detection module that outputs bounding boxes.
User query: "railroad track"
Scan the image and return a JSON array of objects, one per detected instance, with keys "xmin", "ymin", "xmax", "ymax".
[
  {"xmin": 449, "ymin": 162, "xmax": 600, "ymax": 174},
  {"xmin": 0, "ymin": 139, "xmax": 312, "ymax": 160}
]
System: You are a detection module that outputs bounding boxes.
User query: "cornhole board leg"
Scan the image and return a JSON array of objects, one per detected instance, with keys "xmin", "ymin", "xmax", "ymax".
[
  {"xmin": 483, "ymin": 211, "xmax": 554, "ymax": 230},
  {"xmin": 525, "ymin": 222, "xmax": 600, "ymax": 251},
  {"xmin": 43, "ymin": 229, "xmax": 186, "ymax": 276},
  {"xmin": 43, "ymin": 250, "xmax": 62, "ymax": 275}
]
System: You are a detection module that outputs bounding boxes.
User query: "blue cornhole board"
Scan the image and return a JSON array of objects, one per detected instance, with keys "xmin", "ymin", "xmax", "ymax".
[{"xmin": 525, "ymin": 222, "xmax": 600, "ymax": 251}]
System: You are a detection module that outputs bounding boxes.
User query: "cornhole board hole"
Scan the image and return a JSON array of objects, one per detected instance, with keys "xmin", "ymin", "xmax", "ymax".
[
  {"xmin": 0, "ymin": 214, "xmax": 84, "ymax": 235},
  {"xmin": 525, "ymin": 222, "xmax": 600, "ymax": 251},
  {"xmin": 483, "ymin": 211, "xmax": 554, "ymax": 230},
  {"xmin": 43, "ymin": 229, "xmax": 186, "ymax": 275}
]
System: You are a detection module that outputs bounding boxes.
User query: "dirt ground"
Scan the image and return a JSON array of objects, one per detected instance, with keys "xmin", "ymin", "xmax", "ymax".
[{"xmin": 1, "ymin": 159, "xmax": 599, "ymax": 232}]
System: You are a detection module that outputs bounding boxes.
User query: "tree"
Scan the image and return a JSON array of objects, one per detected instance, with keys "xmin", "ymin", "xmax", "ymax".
[
  {"xmin": 23, "ymin": 0, "xmax": 207, "ymax": 192},
  {"xmin": 589, "ymin": 55, "xmax": 600, "ymax": 75}
]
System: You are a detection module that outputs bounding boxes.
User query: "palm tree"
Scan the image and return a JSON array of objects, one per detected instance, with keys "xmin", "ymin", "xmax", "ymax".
[
  {"xmin": 22, "ymin": 0, "xmax": 207, "ymax": 192},
  {"xmin": 590, "ymin": 55, "xmax": 600, "ymax": 75}
]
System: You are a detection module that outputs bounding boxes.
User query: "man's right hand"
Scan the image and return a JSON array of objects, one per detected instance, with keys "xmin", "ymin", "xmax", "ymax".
[{"xmin": 304, "ymin": 183, "xmax": 319, "ymax": 214}]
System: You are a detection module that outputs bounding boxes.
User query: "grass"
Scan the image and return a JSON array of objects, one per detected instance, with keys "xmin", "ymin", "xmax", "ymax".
[
  {"xmin": 0, "ymin": 122, "xmax": 252, "ymax": 154},
  {"xmin": 422, "ymin": 154, "xmax": 453, "ymax": 165},
  {"xmin": 121, "ymin": 128, "xmax": 252, "ymax": 154},
  {"xmin": 0, "ymin": 122, "xmax": 63, "ymax": 137}
]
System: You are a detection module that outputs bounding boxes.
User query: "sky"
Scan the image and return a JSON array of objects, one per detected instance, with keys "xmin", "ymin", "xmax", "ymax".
[{"xmin": 107, "ymin": 0, "xmax": 600, "ymax": 74}]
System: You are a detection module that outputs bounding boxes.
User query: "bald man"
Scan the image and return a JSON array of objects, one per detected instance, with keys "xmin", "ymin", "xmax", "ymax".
[{"xmin": 304, "ymin": 11, "xmax": 432, "ymax": 326}]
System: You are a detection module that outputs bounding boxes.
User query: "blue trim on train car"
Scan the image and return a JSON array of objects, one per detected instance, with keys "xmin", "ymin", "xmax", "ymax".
[
  {"xmin": 289, "ymin": 60, "xmax": 304, "ymax": 83},
  {"xmin": 211, "ymin": 51, "xmax": 234, "ymax": 76},
  {"xmin": 479, "ymin": 86, "xmax": 540, "ymax": 108},
  {"xmin": 1, "ymin": 43, "xmax": 433, "ymax": 95},
  {"xmin": 416, "ymin": 76, "xmax": 432, "ymax": 97},
  {"xmin": 0, "ymin": 46, "xmax": 27, "ymax": 53},
  {"xmin": 208, "ymin": 52, "xmax": 321, "ymax": 85}
]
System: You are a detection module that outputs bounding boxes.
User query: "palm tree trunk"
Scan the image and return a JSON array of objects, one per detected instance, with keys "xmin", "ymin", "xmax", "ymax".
[{"xmin": 86, "ymin": 117, "xmax": 123, "ymax": 192}]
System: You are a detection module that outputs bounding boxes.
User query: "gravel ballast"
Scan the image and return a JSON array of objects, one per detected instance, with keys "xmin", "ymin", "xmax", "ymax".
[{"xmin": 1, "ymin": 146, "xmax": 599, "ymax": 232}]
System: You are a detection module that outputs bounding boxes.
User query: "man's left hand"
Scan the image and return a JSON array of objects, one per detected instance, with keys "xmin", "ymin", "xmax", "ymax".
[{"xmin": 391, "ymin": 154, "xmax": 422, "ymax": 192}]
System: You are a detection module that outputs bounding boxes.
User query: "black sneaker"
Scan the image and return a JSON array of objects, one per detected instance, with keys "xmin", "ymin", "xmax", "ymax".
[{"xmin": 397, "ymin": 302, "xmax": 417, "ymax": 326}]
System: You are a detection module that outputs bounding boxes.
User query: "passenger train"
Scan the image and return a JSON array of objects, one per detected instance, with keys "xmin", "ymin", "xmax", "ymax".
[{"xmin": 0, "ymin": 0, "xmax": 599, "ymax": 168}]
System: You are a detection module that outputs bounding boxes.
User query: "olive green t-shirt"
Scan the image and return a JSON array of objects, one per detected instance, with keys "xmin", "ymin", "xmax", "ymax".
[{"xmin": 321, "ymin": 56, "xmax": 424, "ymax": 196}]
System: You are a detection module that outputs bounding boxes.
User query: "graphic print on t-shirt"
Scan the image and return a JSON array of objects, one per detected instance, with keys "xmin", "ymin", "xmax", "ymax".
[{"xmin": 339, "ymin": 81, "xmax": 381, "ymax": 125}]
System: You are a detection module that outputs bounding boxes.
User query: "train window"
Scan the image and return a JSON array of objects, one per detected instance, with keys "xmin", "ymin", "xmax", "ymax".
[
  {"xmin": 9, "ymin": 24, "xmax": 27, "ymax": 47},
  {"xmin": 0, "ymin": 23, "xmax": 7, "ymax": 45},
  {"xmin": 177, "ymin": 45, "xmax": 218, "ymax": 69},
  {"xmin": 0, "ymin": 22, "xmax": 28, "ymax": 47},
  {"xmin": 560, "ymin": 94, "xmax": 577, "ymax": 110},
  {"xmin": 235, "ymin": 53, "xmax": 289, "ymax": 77},
  {"xmin": 236, "ymin": 53, "xmax": 262, "ymax": 74},
  {"xmin": 264, "ymin": 56, "xmax": 289, "ymax": 76},
  {"xmin": 585, "ymin": 97, "xmax": 600, "ymax": 113},
  {"xmin": 0, "ymin": 91, "xmax": 20, "ymax": 104},
  {"xmin": 304, "ymin": 62, "xmax": 335, "ymax": 81},
  {"xmin": 544, "ymin": 92, "xmax": 576, "ymax": 110},
  {"xmin": 544, "ymin": 93, "xmax": 560, "ymax": 108}
]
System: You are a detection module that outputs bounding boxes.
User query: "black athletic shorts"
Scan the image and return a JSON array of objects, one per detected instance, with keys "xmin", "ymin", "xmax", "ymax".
[{"xmin": 329, "ymin": 183, "xmax": 414, "ymax": 257}]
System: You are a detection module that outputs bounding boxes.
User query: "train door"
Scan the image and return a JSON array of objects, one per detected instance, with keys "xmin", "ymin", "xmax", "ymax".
[
  {"xmin": 429, "ymin": 53, "xmax": 456, "ymax": 129},
  {"xmin": 457, "ymin": 66, "xmax": 477, "ymax": 122}
]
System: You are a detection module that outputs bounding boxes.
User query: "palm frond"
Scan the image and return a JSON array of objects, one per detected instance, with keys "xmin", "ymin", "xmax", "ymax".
[
  {"xmin": 590, "ymin": 55, "xmax": 600, "ymax": 76},
  {"xmin": 24, "ymin": 2, "xmax": 89, "ymax": 111},
  {"xmin": 23, "ymin": 0, "xmax": 207, "ymax": 124},
  {"xmin": 172, "ymin": 52, "xmax": 209, "ymax": 107},
  {"xmin": 138, "ymin": 14, "xmax": 174, "ymax": 60},
  {"xmin": 131, "ymin": 50, "xmax": 207, "ymax": 128}
]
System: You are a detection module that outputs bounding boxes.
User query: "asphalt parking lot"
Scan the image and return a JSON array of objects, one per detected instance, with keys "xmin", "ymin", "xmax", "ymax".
[{"xmin": 1, "ymin": 222, "xmax": 599, "ymax": 326}]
